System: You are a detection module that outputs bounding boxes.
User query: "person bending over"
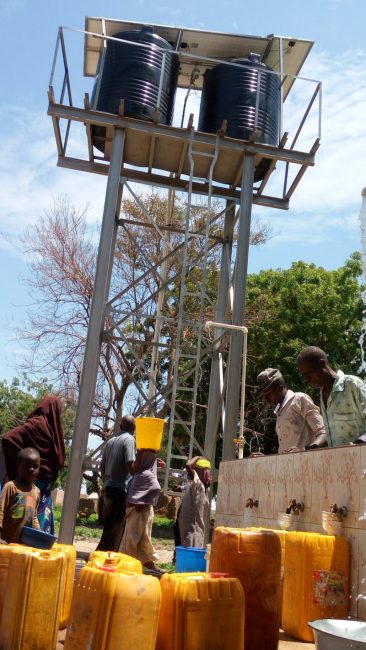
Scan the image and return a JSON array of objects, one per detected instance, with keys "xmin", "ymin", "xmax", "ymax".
[
  {"xmin": 256, "ymin": 368, "xmax": 327, "ymax": 453},
  {"xmin": 297, "ymin": 346, "xmax": 366, "ymax": 447}
]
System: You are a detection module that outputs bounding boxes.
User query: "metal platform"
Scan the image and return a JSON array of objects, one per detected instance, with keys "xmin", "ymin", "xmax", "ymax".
[{"xmin": 48, "ymin": 100, "xmax": 319, "ymax": 210}]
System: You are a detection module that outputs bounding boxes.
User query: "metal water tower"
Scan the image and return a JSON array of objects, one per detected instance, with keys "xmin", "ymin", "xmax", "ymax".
[{"xmin": 47, "ymin": 18, "xmax": 321, "ymax": 542}]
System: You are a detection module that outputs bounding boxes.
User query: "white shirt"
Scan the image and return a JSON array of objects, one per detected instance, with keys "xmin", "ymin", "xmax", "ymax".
[{"xmin": 274, "ymin": 390, "xmax": 326, "ymax": 453}]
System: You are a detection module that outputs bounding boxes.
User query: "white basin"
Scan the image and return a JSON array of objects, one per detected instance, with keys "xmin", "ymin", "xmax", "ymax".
[{"xmin": 309, "ymin": 619, "xmax": 366, "ymax": 650}]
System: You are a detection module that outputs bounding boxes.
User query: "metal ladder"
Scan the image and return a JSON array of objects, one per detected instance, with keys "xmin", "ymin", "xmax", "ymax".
[{"xmin": 164, "ymin": 131, "xmax": 220, "ymax": 489}]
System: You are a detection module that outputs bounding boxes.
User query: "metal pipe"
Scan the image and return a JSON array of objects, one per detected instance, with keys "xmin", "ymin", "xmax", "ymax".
[
  {"xmin": 58, "ymin": 128, "xmax": 125, "ymax": 543},
  {"xmin": 203, "ymin": 201, "xmax": 235, "ymax": 466},
  {"xmin": 206, "ymin": 321, "xmax": 248, "ymax": 459},
  {"xmin": 222, "ymin": 154, "xmax": 255, "ymax": 460},
  {"xmin": 279, "ymin": 37, "xmax": 284, "ymax": 140}
]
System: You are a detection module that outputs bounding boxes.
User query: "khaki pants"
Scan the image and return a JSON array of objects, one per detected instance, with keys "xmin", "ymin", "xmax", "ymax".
[{"xmin": 120, "ymin": 505, "xmax": 159, "ymax": 565}]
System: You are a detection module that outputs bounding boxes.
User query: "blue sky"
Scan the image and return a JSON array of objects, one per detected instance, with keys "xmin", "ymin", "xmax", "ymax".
[{"xmin": 1, "ymin": 0, "xmax": 366, "ymax": 382}]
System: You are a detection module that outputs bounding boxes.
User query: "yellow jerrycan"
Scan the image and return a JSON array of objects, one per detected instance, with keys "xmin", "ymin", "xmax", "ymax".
[
  {"xmin": 282, "ymin": 531, "xmax": 349, "ymax": 642},
  {"xmin": 0, "ymin": 546, "xmax": 65, "ymax": 650},
  {"xmin": 64, "ymin": 564, "xmax": 161, "ymax": 649},
  {"xmin": 210, "ymin": 526, "xmax": 281, "ymax": 650},
  {"xmin": 249, "ymin": 526, "xmax": 288, "ymax": 623},
  {"xmin": 87, "ymin": 549, "xmax": 142, "ymax": 573},
  {"xmin": 0, "ymin": 545, "xmax": 14, "ymax": 622},
  {"xmin": 53, "ymin": 543, "xmax": 77, "ymax": 629},
  {"xmin": 156, "ymin": 572, "xmax": 244, "ymax": 650}
]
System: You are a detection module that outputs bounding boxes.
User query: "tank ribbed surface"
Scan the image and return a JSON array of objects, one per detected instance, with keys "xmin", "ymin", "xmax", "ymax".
[{"xmin": 92, "ymin": 26, "xmax": 179, "ymax": 152}]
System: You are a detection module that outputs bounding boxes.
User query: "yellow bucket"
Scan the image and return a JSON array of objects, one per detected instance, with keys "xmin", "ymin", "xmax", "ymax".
[{"xmin": 135, "ymin": 417, "xmax": 165, "ymax": 450}]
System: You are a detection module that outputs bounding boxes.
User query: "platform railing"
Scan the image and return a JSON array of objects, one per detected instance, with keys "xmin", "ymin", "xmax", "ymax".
[{"xmin": 48, "ymin": 25, "xmax": 322, "ymax": 171}]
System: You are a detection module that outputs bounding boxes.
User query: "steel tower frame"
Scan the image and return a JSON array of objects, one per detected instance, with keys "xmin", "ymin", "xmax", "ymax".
[{"xmin": 47, "ymin": 23, "xmax": 321, "ymax": 542}]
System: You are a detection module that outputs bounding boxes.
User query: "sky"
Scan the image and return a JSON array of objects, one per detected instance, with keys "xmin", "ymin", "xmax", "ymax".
[{"xmin": 1, "ymin": 0, "xmax": 366, "ymax": 383}]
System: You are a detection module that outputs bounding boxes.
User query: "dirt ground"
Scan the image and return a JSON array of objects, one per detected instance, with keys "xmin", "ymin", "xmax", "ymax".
[
  {"xmin": 74, "ymin": 536, "xmax": 174, "ymax": 564},
  {"xmin": 57, "ymin": 629, "xmax": 314, "ymax": 648}
]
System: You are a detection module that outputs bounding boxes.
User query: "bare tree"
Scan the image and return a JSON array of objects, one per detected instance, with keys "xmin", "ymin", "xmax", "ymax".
[{"xmin": 20, "ymin": 193, "xmax": 271, "ymax": 445}]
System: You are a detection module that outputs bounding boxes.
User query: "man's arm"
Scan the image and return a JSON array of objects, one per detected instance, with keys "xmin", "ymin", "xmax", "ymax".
[
  {"xmin": 99, "ymin": 448, "xmax": 107, "ymax": 481},
  {"xmin": 185, "ymin": 456, "xmax": 200, "ymax": 479},
  {"xmin": 299, "ymin": 394, "xmax": 328, "ymax": 449},
  {"xmin": 351, "ymin": 379, "xmax": 366, "ymax": 444},
  {"xmin": 0, "ymin": 483, "xmax": 12, "ymax": 542},
  {"xmin": 123, "ymin": 435, "xmax": 136, "ymax": 474}
]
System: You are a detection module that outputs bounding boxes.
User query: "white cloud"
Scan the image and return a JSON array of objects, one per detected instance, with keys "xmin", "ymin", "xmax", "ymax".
[
  {"xmin": 258, "ymin": 48, "xmax": 366, "ymax": 248},
  {"xmin": 0, "ymin": 107, "xmax": 107, "ymax": 249}
]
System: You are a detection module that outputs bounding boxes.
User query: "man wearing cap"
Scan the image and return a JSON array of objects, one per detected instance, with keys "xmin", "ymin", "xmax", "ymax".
[{"xmin": 256, "ymin": 368, "xmax": 327, "ymax": 453}]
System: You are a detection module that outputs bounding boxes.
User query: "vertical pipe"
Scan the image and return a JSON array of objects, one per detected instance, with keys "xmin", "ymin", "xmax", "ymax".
[
  {"xmin": 222, "ymin": 154, "xmax": 255, "ymax": 460},
  {"xmin": 204, "ymin": 201, "xmax": 236, "ymax": 465},
  {"xmin": 279, "ymin": 37, "xmax": 284, "ymax": 140},
  {"xmin": 58, "ymin": 129, "xmax": 125, "ymax": 543}
]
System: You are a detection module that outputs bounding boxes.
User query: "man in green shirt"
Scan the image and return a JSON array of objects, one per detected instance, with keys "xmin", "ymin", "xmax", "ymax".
[{"xmin": 297, "ymin": 346, "xmax": 366, "ymax": 447}]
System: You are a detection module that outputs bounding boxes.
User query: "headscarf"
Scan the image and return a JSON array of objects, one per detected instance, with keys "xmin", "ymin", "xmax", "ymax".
[
  {"xmin": 193, "ymin": 458, "xmax": 212, "ymax": 489},
  {"xmin": 2, "ymin": 395, "xmax": 65, "ymax": 482},
  {"xmin": 194, "ymin": 458, "xmax": 211, "ymax": 469}
]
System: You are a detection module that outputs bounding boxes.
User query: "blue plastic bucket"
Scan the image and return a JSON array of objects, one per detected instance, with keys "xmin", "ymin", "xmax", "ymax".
[{"xmin": 175, "ymin": 546, "xmax": 206, "ymax": 572}]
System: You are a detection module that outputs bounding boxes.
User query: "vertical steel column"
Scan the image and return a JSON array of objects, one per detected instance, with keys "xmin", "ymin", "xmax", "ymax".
[
  {"xmin": 222, "ymin": 154, "xmax": 255, "ymax": 460},
  {"xmin": 59, "ymin": 128, "xmax": 125, "ymax": 543},
  {"xmin": 147, "ymin": 189, "xmax": 173, "ymax": 408},
  {"xmin": 204, "ymin": 201, "xmax": 236, "ymax": 465}
]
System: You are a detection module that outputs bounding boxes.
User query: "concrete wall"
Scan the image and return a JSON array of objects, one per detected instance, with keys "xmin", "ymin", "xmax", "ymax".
[{"xmin": 216, "ymin": 445, "xmax": 366, "ymax": 619}]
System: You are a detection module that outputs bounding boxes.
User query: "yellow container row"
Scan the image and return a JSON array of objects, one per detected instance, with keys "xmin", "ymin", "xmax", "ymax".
[
  {"xmin": 0, "ymin": 545, "xmax": 244, "ymax": 650},
  {"xmin": 0, "ymin": 527, "xmax": 350, "ymax": 649}
]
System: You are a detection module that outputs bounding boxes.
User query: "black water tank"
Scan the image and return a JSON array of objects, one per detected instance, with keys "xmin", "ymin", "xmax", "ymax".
[
  {"xmin": 92, "ymin": 26, "xmax": 179, "ymax": 151},
  {"xmin": 198, "ymin": 53, "xmax": 280, "ymax": 181}
]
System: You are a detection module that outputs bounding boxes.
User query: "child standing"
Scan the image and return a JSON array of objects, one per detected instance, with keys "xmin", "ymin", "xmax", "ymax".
[
  {"xmin": 120, "ymin": 448, "xmax": 163, "ymax": 573},
  {"xmin": 0, "ymin": 447, "xmax": 41, "ymax": 544},
  {"xmin": 177, "ymin": 456, "xmax": 212, "ymax": 548}
]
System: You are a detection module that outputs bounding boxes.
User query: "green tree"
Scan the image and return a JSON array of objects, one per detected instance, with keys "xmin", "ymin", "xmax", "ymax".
[
  {"xmin": 243, "ymin": 252, "xmax": 364, "ymax": 452},
  {"xmin": 0, "ymin": 375, "xmax": 52, "ymax": 434}
]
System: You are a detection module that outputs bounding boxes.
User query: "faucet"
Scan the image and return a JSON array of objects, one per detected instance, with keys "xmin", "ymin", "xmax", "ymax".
[
  {"xmin": 329, "ymin": 503, "xmax": 348, "ymax": 520},
  {"xmin": 286, "ymin": 499, "xmax": 304, "ymax": 515},
  {"xmin": 246, "ymin": 498, "xmax": 259, "ymax": 509}
]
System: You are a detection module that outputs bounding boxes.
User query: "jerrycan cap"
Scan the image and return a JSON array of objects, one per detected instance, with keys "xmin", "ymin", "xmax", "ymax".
[{"xmin": 210, "ymin": 572, "xmax": 231, "ymax": 578}]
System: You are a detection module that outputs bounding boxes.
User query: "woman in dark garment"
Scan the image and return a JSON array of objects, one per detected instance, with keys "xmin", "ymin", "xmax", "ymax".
[{"xmin": 2, "ymin": 395, "xmax": 65, "ymax": 534}]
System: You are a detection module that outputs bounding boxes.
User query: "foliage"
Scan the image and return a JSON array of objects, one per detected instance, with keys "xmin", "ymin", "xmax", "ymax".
[
  {"xmin": 243, "ymin": 252, "xmax": 365, "ymax": 452},
  {"xmin": 158, "ymin": 561, "xmax": 176, "ymax": 573},
  {"xmin": 0, "ymin": 375, "xmax": 52, "ymax": 434},
  {"xmin": 153, "ymin": 515, "xmax": 175, "ymax": 528}
]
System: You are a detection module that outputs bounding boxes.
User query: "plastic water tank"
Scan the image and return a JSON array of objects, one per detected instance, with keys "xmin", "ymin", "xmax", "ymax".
[
  {"xmin": 198, "ymin": 53, "xmax": 281, "ymax": 181},
  {"xmin": 92, "ymin": 26, "xmax": 179, "ymax": 152}
]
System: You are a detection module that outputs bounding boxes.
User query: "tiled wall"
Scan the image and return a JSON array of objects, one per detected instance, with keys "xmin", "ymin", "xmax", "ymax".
[{"xmin": 215, "ymin": 445, "xmax": 366, "ymax": 618}]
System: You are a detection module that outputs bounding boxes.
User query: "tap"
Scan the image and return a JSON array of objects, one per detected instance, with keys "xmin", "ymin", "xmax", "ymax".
[
  {"xmin": 329, "ymin": 503, "xmax": 348, "ymax": 520},
  {"xmin": 246, "ymin": 498, "xmax": 259, "ymax": 509},
  {"xmin": 286, "ymin": 499, "xmax": 304, "ymax": 515}
]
